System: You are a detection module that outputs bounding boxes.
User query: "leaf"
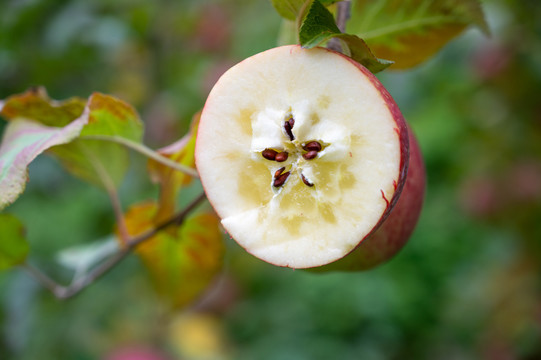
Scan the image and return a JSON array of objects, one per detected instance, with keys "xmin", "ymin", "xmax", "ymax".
[
  {"xmin": 0, "ymin": 213, "xmax": 29, "ymax": 270},
  {"xmin": 0, "ymin": 88, "xmax": 144, "ymax": 191},
  {"xmin": 299, "ymin": 0, "xmax": 392, "ymax": 73},
  {"xmin": 299, "ymin": 0, "xmax": 341, "ymax": 48},
  {"xmin": 56, "ymin": 236, "xmax": 119, "ymax": 277},
  {"xmin": 319, "ymin": 0, "xmax": 340, "ymax": 5},
  {"xmin": 0, "ymin": 113, "xmax": 88, "ymax": 210},
  {"xmin": 50, "ymin": 92, "xmax": 144, "ymax": 187},
  {"xmin": 0, "ymin": 87, "xmax": 86, "ymax": 127},
  {"xmin": 271, "ymin": 0, "xmax": 339, "ymax": 21},
  {"xmin": 271, "ymin": 0, "xmax": 306, "ymax": 20},
  {"xmin": 347, "ymin": 0, "xmax": 490, "ymax": 69},
  {"xmin": 334, "ymin": 33, "xmax": 394, "ymax": 73},
  {"xmin": 148, "ymin": 112, "xmax": 200, "ymax": 223},
  {"xmin": 121, "ymin": 202, "xmax": 224, "ymax": 309}
]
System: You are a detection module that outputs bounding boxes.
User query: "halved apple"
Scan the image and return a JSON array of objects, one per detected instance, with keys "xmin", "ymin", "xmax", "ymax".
[{"xmin": 195, "ymin": 45, "xmax": 424, "ymax": 269}]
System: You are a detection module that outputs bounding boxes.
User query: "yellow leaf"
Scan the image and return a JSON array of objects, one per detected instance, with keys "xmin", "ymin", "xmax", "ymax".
[
  {"xmin": 121, "ymin": 202, "xmax": 224, "ymax": 309},
  {"xmin": 348, "ymin": 0, "xmax": 489, "ymax": 69},
  {"xmin": 369, "ymin": 24, "xmax": 466, "ymax": 69}
]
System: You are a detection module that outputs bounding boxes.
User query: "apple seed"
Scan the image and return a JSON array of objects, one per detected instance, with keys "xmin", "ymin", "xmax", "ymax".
[
  {"xmin": 273, "ymin": 171, "xmax": 290, "ymax": 187},
  {"xmin": 303, "ymin": 150, "xmax": 318, "ymax": 160},
  {"xmin": 275, "ymin": 151, "xmax": 289, "ymax": 162},
  {"xmin": 262, "ymin": 148, "xmax": 278, "ymax": 160},
  {"xmin": 288, "ymin": 117, "xmax": 295, "ymax": 129},
  {"xmin": 301, "ymin": 173, "xmax": 314, "ymax": 187},
  {"xmin": 303, "ymin": 141, "xmax": 322, "ymax": 152},
  {"xmin": 275, "ymin": 167, "xmax": 286, "ymax": 177},
  {"xmin": 284, "ymin": 119, "xmax": 295, "ymax": 141}
]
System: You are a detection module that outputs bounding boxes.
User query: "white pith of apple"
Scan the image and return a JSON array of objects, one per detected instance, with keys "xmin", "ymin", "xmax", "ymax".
[{"xmin": 195, "ymin": 45, "xmax": 423, "ymax": 269}]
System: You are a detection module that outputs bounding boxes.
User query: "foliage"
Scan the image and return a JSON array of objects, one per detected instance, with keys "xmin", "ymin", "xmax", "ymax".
[
  {"xmin": 273, "ymin": 0, "xmax": 488, "ymax": 71},
  {"xmin": 348, "ymin": 0, "xmax": 489, "ymax": 68}
]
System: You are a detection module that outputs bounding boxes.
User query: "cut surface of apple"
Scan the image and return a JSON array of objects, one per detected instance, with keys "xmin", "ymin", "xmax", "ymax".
[{"xmin": 195, "ymin": 45, "xmax": 409, "ymax": 269}]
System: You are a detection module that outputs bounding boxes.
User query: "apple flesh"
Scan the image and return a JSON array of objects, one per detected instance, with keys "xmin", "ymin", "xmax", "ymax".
[
  {"xmin": 195, "ymin": 45, "xmax": 423, "ymax": 269},
  {"xmin": 316, "ymin": 128, "xmax": 425, "ymax": 271}
]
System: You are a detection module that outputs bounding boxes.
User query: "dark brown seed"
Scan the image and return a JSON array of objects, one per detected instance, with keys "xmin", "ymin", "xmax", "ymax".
[
  {"xmin": 284, "ymin": 121, "xmax": 295, "ymax": 141},
  {"xmin": 288, "ymin": 118, "xmax": 295, "ymax": 129},
  {"xmin": 275, "ymin": 151, "xmax": 289, "ymax": 162},
  {"xmin": 303, "ymin": 141, "xmax": 322, "ymax": 152},
  {"xmin": 301, "ymin": 174, "xmax": 314, "ymax": 187},
  {"xmin": 273, "ymin": 171, "xmax": 290, "ymax": 187},
  {"xmin": 303, "ymin": 150, "xmax": 318, "ymax": 160},
  {"xmin": 274, "ymin": 167, "xmax": 285, "ymax": 177},
  {"xmin": 262, "ymin": 148, "xmax": 278, "ymax": 160}
]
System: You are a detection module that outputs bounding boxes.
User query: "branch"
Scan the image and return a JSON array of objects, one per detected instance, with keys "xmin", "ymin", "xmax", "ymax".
[
  {"xmin": 327, "ymin": 0, "xmax": 352, "ymax": 52},
  {"xmin": 22, "ymin": 263, "xmax": 60, "ymax": 295},
  {"xmin": 22, "ymin": 192, "xmax": 207, "ymax": 300}
]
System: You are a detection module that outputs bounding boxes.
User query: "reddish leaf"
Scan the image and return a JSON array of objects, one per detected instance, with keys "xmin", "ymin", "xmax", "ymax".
[
  {"xmin": 0, "ymin": 110, "xmax": 88, "ymax": 209},
  {"xmin": 1, "ymin": 88, "xmax": 144, "ymax": 191}
]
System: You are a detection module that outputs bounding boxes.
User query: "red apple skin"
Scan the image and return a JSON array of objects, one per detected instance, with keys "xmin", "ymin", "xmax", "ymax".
[{"xmin": 316, "ymin": 128, "xmax": 426, "ymax": 271}]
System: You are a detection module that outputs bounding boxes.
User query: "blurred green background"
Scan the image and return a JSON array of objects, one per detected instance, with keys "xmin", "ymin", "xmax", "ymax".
[{"xmin": 1, "ymin": 0, "xmax": 540, "ymax": 359}]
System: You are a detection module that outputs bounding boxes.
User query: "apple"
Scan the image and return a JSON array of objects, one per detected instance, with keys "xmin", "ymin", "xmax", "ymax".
[
  {"xmin": 195, "ymin": 45, "xmax": 425, "ymax": 269},
  {"xmin": 317, "ymin": 129, "xmax": 425, "ymax": 271}
]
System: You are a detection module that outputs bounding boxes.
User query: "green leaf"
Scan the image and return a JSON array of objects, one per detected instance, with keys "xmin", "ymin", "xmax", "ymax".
[
  {"xmin": 0, "ymin": 112, "xmax": 88, "ymax": 210},
  {"xmin": 271, "ymin": 0, "xmax": 306, "ymax": 20},
  {"xmin": 299, "ymin": 0, "xmax": 392, "ymax": 73},
  {"xmin": 335, "ymin": 33, "xmax": 394, "ymax": 72},
  {"xmin": 0, "ymin": 213, "xmax": 29, "ymax": 270},
  {"xmin": 121, "ymin": 202, "xmax": 224, "ymax": 309},
  {"xmin": 347, "ymin": 0, "xmax": 489, "ymax": 69},
  {"xmin": 299, "ymin": 0, "xmax": 341, "ymax": 48},
  {"xmin": 319, "ymin": 0, "xmax": 340, "ymax": 5},
  {"xmin": 271, "ymin": 0, "xmax": 339, "ymax": 21},
  {"xmin": 50, "ymin": 92, "xmax": 144, "ymax": 187}
]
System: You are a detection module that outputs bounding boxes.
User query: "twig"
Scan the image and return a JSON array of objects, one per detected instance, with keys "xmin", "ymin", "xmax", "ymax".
[
  {"xmin": 327, "ymin": 0, "xmax": 352, "ymax": 52},
  {"xmin": 129, "ymin": 192, "xmax": 207, "ymax": 248},
  {"xmin": 22, "ymin": 263, "xmax": 61, "ymax": 295},
  {"xmin": 22, "ymin": 192, "xmax": 207, "ymax": 300}
]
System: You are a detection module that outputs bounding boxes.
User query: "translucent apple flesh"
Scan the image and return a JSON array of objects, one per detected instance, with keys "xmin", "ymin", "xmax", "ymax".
[{"xmin": 195, "ymin": 45, "xmax": 418, "ymax": 269}]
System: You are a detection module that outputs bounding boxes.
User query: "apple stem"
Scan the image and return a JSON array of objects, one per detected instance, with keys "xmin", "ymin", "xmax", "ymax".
[{"xmin": 327, "ymin": 0, "xmax": 351, "ymax": 52}]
